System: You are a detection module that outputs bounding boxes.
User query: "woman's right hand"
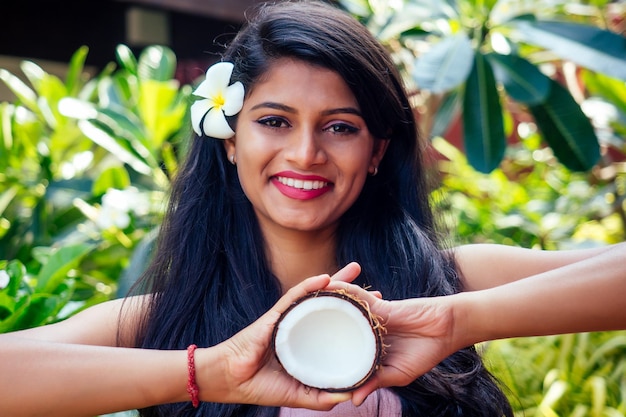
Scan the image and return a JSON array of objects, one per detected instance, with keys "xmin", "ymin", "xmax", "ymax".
[{"xmin": 197, "ymin": 264, "xmax": 363, "ymax": 410}]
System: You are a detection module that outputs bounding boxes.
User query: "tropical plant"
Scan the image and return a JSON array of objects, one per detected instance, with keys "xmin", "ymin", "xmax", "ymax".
[
  {"xmin": 483, "ymin": 331, "xmax": 626, "ymax": 417},
  {"xmin": 430, "ymin": 134, "xmax": 625, "ymax": 415},
  {"xmin": 432, "ymin": 135, "xmax": 625, "ymax": 248},
  {"xmin": 0, "ymin": 44, "xmax": 191, "ymax": 330},
  {"xmin": 339, "ymin": 0, "xmax": 626, "ymax": 173}
]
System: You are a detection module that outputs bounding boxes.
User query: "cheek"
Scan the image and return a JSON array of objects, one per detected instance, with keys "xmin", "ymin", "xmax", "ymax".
[
  {"xmin": 235, "ymin": 158, "xmax": 261, "ymax": 190},
  {"xmin": 234, "ymin": 146, "xmax": 274, "ymax": 199},
  {"xmin": 341, "ymin": 144, "xmax": 375, "ymax": 176},
  {"xmin": 338, "ymin": 154, "xmax": 370, "ymax": 197}
]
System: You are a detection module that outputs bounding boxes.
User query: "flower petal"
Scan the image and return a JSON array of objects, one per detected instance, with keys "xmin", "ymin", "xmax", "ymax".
[
  {"xmin": 191, "ymin": 79, "xmax": 212, "ymax": 100},
  {"xmin": 192, "ymin": 62, "xmax": 234, "ymax": 99},
  {"xmin": 222, "ymin": 82, "xmax": 245, "ymax": 116},
  {"xmin": 199, "ymin": 62, "xmax": 233, "ymax": 97},
  {"xmin": 202, "ymin": 107, "xmax": 235, "ymax": 139},
  {"xmin": 207, "ymin": 62, "xmax": 235, "ymax": 86},
  {"xmin": 190, "ymin": 99, "xmax": 214, "ymax": 135}
]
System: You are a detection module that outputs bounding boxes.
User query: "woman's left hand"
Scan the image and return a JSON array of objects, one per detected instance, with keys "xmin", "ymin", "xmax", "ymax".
[{"xmin": 324, "ymin": 277, "xmax": 458, "ymax": 407}]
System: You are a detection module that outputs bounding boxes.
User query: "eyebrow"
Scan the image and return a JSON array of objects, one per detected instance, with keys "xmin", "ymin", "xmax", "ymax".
[
  {"xmin": 250, "ymin": 102, "xmax": 295, "ymax": 113},
  {"xmin": 249, "ymin": 102, "xmax": 363, "ymax": 118}
]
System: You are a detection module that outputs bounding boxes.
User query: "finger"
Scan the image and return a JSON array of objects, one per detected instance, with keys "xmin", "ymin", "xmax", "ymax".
[
  {"xmin": 278, "ymin": 383, "xmax": 352, "ymax": 410},
  {"xmin": 312, "ymin": 391, "xmax": 353, "ymax": 410},
  {"xmin": 330, "ymin": 262, "xmax": 361, "ymax": 283},
  {"xmin": 350, "ymin": 376, "xmax": 379, "ymax": 406},
  {"xmin": 325, "ymin": 280, "xmax": 380, "ymax": 305}
]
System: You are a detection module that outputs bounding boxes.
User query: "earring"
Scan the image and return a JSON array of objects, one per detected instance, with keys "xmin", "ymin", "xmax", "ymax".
[
  {"xmin": 370, "ymin": 166, "xmax": 378, "ymax": 176},
  {"xmin": 230, "ymin": 155, "xmax": 236, "ymax": 165}
]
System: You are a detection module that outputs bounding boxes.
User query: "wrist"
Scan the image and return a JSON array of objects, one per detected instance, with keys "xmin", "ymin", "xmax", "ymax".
[
  {"xmin": 450, "ymin": 291, "xmax": 485, "ymax": 349},
  {"xmin": 193, "ymin": 345, "xmax": 227, "ymax": 403}
]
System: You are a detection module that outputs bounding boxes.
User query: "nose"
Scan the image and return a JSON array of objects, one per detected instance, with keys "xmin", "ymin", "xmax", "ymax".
[{"xmin": 285, "ymin": 127, "xmax": 327, "ymax": 168}]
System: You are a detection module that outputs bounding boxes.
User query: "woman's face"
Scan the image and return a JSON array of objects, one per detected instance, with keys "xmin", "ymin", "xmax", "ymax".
[{"xmin": 225, "ymin": 58, "xmax": 387, "ymax": 235}]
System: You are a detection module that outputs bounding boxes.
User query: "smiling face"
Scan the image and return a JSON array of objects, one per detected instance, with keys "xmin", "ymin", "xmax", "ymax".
[{"xmin": 224, "ymin": 59, "xmax": 388, "ymax": 237}]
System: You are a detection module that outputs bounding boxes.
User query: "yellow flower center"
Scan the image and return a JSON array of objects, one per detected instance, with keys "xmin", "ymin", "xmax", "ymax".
[{"xmin": 213, "ymin": 93, "xmax": 225, "ymax": 109}]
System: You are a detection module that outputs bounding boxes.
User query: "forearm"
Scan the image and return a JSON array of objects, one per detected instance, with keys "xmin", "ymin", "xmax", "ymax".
[
  {"xmin": 454, "ymin": 243, "xmax": 626, "ymax": 348},
  {"xmin": 0, "ymin": 336, "xmax": 200, "ymax": 417}
]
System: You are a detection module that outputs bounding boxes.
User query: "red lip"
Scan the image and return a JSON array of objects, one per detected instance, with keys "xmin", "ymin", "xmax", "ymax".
[{"xmin": 271, "ymin": 171, "xmax": 333, "ymax": 200}]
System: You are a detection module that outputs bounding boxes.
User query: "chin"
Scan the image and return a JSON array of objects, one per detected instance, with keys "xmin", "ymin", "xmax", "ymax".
[{"xmin": 277, "ymin": 217, "xmax": 336, "ymax": 233}]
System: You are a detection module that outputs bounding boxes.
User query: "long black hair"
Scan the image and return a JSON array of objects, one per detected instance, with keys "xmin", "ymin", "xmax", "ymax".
[{"xmin": 132, "ymin": 1, "xmax": 513, "ymax": 416}]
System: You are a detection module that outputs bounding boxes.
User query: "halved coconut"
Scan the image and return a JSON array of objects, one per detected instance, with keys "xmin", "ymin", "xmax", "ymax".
[{"xmin": 272, "ymin": 290, "xmax": 384, "ymax": 392}]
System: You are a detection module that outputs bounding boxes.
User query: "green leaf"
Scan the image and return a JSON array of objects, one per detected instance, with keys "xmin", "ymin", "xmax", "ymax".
[
  {"xmin": 13, "ymin": 292, "xmax": 69, "ymax": 329},
  {"xmin": 65, "ymin": 46, "xmax": 89, "ymax": 96},
  {"xmin": 92, "ymin": 166, "xmax": 131, "ymax": 196},
  {"xmin": 432, "ymin": 90, "xmax": 461, "ymax": 138},
  {"xmin": 20, "ymin": 61, "xmax": 46, "ymax": 93},
  {"xmin": 0, "ymin": 292, "xmax": 16, "ymax": 317},
  {"xmin": 78, "ymin": 120, "xmax": 153, "ymax": 175},
  {"xmin": 96, "ymin": 106, "xmax": 151, "ymax": 154},
  {"xmin": 116, "ymin": 44, "xmax": 138, "ymax": 76},
  {"xmin": 375, "ymin": 2, "xmax": 451, "ymax": 41},
  {"xmin": 529, "ymin": 79, "xmax": 600, "ymax": 171},
  {"xmin": 98, "ymin": 75, "xmax": 136, "ymax": 109},
  {"xmin": 2, "ymin": 260, "xmax": 27, "ymax": 298},
  {"xmin": 462, "ymin": 52, "xmax": 506, "ymax": 173},
  {"xmin": 137, "ymin": 46, "xmax": 177, "ymax": 82},
  {"xmin": 412, "ymin": 33, "xmax": 475, "ymax": 93},
  {"xmin": 582, "ymin": 71, "xmax": 626, "ymax": 115},
  {"xmin": 511, "ymin": 20, "xmax": 626, "ymax": 80},
  {"xmin": 486, "ymin": 52, "xmax": 551, "ymax": 105},
  {"xmin": 0, "ymin": 69, "xmax": 38, "ymax": 110},
  {"xmin": 59, "ymin": 98, "xmax": 157, "ymax": 175},
  {"xmin": 0, "ymin": 185, "xmax": 19, "ymax": 219},
  {"xmin": 587, "ymin": 335, "xmax": 626, "ymax": 369},
  {"xmin": 35, "ymin": 243, "xmax": 93, "ymax": 293},
  {"xmin": 138, "ymin": 79, "xmax": 187, "ymax": 148},
  {"xmin": 0, "ymin": 296, "xmax": 30, "ymax": 333}
]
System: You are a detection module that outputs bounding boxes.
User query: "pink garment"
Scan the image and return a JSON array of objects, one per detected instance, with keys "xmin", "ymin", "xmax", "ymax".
[{"xmin": 279, "ymin": 389, "xmax": 401, "ymax": 417}]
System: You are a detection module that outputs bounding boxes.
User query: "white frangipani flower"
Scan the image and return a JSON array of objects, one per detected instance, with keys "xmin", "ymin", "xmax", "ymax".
[
  {"xmin": 190, "ymin": 62, "xmax": 245, "ymax": 139},
  {"xmin": 95, "ymin": 205, "xmax": 131, "ymax": 230},
  {"xmin": 95, "ymin": 187, "xmax": 150, "ymax": 230},
  {"xmin": 0, "ymin": 270, "xmax": 10, "ymax": 290}
]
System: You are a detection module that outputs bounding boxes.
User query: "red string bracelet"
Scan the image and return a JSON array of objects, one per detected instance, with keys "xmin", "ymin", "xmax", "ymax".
[{"xmin": 187, "ymin": 344, "xmax": 200, "ymax": 408}]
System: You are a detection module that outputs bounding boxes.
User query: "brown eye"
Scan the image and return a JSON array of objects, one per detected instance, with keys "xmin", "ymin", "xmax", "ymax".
[
  {"xmin": 258, "ymin": 117, "xmax": 290, "ymax": 128},
  {"xmin": 326, "ymin": 123, "xmax": 359, "ymax": 134}
]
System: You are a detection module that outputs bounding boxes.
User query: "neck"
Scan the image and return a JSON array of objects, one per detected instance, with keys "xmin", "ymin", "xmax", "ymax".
[{"xmin": 262, "ymin": 226, "xmax": 338, "ymax": 292}]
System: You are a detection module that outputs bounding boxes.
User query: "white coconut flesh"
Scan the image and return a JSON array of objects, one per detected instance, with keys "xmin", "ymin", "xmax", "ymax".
[{"xmin": 273, "ymin": 291, "xmax": 382, "ymax": 391}]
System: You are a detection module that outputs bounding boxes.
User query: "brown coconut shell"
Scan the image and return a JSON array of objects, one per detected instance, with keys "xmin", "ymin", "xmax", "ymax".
[{"xmin": 271, "ymin": 289, "xmax": 386, "ymax": 392}]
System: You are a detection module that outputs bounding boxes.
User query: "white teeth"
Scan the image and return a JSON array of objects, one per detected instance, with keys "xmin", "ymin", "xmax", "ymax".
[{"xmin": 276, "ymin": 176, "xmax": 328, "ymax": 190}]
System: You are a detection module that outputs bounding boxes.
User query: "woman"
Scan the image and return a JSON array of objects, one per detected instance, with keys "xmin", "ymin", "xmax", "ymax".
[
  {"xmin": 142, "ymin": 1, "xmax": 512, "ymax": 415},
  {"xmin": 1, "ymin": 1, "xmax": 624, "ymax": 416}
]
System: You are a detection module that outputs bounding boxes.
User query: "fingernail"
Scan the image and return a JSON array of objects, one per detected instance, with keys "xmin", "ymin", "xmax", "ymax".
[{"xmin": 330, "ymin": 392, "xmax": 351, "ymax": 403}]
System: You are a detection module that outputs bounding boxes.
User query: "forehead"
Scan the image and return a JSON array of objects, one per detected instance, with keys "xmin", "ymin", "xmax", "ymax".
[{"xmin": 244, "ymin": 58, "xmax": 359, "ymax": 108}]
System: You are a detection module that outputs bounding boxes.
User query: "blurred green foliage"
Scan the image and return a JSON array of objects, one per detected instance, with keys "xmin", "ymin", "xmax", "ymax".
[
  {"xmin": 338, "ymin": 0, "xmax": 626, "ymax": 173},
  {"xmin": 430, "ymin": 134, "xmax": 626, "ymax": 416},
  {"xmin": 433, "ymin": 136, "xmax": 625, "ymax": 250},
  {"xmin": 0, "ymin": 44, "xmax": 191, "ymax": 329},
  {"xmin": 484, "ymin": 332, "xmax": 626, "ymax": 417}
]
